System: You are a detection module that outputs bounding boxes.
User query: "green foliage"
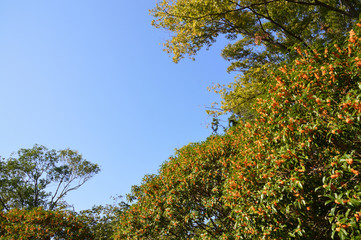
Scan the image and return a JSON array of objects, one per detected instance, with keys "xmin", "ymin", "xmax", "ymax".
[
  {"xmin": 0, "ymin": 144, "xmax": 100, "ymax": 211},
  {"xmin": 78, "ymin": 196, "xmax": 129, "ymax": 240},
  {"xmin": 0, "ymin": 207, "xmax": 93, "ymax": 239},
  {"xmin": 116, "ymin": 22, "xmax": 361, "ymax": 239},
  {"xmin": 150, "ymin": 0, "xmax": 360, "ymax": 117},
  {"xmin": 115, "ymin": 136, "xmax": 237, "ymax": 239}
]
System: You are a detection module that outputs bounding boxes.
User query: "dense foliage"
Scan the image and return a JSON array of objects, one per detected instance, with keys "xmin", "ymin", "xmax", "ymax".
[
  {"xmin": 115, "ymin": 136, "xmax": 236, "ymax": 239},
  {"xmin": 0, "ymin": 207, "xmax": 93, "ymax": 239},
  {"xmin": 78, "ymin": 197, "xmax": 129, "ymax": 239},
  {"xmin": 115, "ymin": 23, "xmax": 361, "ymax": 239},
  {"xmin": 151, "ymin": 0, "xmax": 360, "ymax": 117},
  {"xmin": 151, "ymin": 0, "xmax": 358, "ymax": 63}
]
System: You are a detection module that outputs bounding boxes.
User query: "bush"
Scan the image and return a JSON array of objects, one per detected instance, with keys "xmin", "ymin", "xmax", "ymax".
[{"xmin": 0, "ymin": 207, "xmax": 93, "ymax": 239}]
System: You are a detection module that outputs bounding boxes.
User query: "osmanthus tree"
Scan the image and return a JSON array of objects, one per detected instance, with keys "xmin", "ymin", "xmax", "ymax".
[
  {"xmin": 232, "ymin": 25, "xmax": 361, "ymax": 239},
  {"xmin": 114, "ymin": 136, "xmax": 238, "ymax": 239},
  {"xmin": 218, "ymin": 24, "xmax": 361, "ymax": 239},
  {"xmin": 0, "ymin": 207, "xmax": 93, "ymax": 239},
  {"xmin": 150, "ymin": 0, "xmax": 360, "ymax": 117},
  {"xmin": 0, "ymin": 145, "xmax": 100, "ymax": 211},
  {"xmin": 116, "ymin": 23, "xmax": 361, "ymax": 239}
]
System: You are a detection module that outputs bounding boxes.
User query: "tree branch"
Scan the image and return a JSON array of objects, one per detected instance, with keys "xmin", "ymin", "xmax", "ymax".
[
  {"xmin": 251, "ymin": 1, "xmax": 310, "ymax": 49},
  {"xmin": 0, "ymin": 195, "xmax": 9, "ymax": 211},
  {"xmin": 285, "ymin": 0, "xmax": 356, "ymax": 18}
]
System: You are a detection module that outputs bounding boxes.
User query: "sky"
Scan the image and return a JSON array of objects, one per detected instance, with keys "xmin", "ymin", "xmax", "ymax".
[{"xmin": 0, "ymin": 0, "xmax": 234, "ymax": 211}]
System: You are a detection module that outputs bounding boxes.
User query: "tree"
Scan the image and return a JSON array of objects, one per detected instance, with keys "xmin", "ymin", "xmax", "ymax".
[
  {"xmin": 0, "ymin": 144, "xmax": 100, "ymax": 211},
  {"xmin": 78, "ymin": 196, "xmax": 129, "ymax": 240},
  {"xmin": 116, "ymin": 22, "xmax": 361, "ymax": 239},
  {"xmin": 115, "ymin": 136, "xmax": 236, "ymax": 239},
  {"xmin": 0, "ymin": 207, "xmax": 93, "ymax": 239},
  {"xmin": 150, "ymin": 0, "xmax": 360, "ymax": 117}
]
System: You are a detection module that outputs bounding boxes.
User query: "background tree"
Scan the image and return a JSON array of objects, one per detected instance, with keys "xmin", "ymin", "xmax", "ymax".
[
  {"xmin": 150, "ymin": 0, "xmax": 360, "ymax": 118},
  {"xmin": 78, "ymin": 196, "xmax": 129, "ymax": 240},
  {"xmin": 0, "ymin": 144, "xmax": 100, "ymax": 211}
]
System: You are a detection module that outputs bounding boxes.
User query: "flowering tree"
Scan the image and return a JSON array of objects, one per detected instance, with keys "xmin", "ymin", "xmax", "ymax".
[
  {"xmin": 115, "ymin": 136, "xmax": 237, "ymax": 239},
  {"xmin": 116, "ymin": 22, "xmax": 361, "ymax": 239}
]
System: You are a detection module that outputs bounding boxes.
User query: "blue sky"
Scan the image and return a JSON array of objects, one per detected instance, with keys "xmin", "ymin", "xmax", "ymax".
[{"xmin": 0, "ymin": 1, "xmax": 234, "ymax": 211}]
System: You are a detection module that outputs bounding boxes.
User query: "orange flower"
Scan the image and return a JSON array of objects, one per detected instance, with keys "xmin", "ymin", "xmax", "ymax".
[
  {"xmin": 346, "ymin": 118, "xmax": 353, "ymax": 124},
  {"xmin": 314, "ymin": 73, "xmax": 320, "ymax": 80},
  {"xmin": 346, "ymin": 158, "xmax": 353, "ymax": 165},
  {"xmin": 349, "ymin": 29, "xmax": 357, "ymax": 43},
  {"xmin": 329, "ymin": 64, "xmax": 334, "ymax": 71},
  {"xmin": 351, "ymin": 168, "xmax": 359, "ymax": 175},
  {"xmin": 279, "ymin": 66, "xmax": 287, "ymax": 74},
  {"xmin": 355, "ymin": 57, "xmax": 361, "ymax": 67},
  {"xmin": 322, "ymin": 50, "xmax": 328, "ymax": 60},
  {"xmin": 355, "ymin": 214, "xmax": 360, "ymax": 222},
  {"xmin": 294, "ymin": 46, "xmax": 302, "ymax": 55}
]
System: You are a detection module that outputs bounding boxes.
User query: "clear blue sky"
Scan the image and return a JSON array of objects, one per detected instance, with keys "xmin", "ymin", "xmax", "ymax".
[{"xmin": 0, "ymin": 1, "xmax": 233, "ymax": 211}]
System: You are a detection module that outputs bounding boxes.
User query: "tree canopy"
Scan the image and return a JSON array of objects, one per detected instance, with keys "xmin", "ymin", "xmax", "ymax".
[
  {"xmin": 115, "ymin": 22, "xmax": 361, "ymax": 239},
  {"xmin": 0, "ymin": 144, "xmax": 100, "ymax": 211},
  {"xmin": 151, "ymin": 0, "xmax": 359, "ymax": 63},
  {"xmin": 150, "ymin": 0, "xmax": 360, "ymax": 117},
  {"xmin": 78, "ymin": 196, "xmax": 129, "ymax": 239}
]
